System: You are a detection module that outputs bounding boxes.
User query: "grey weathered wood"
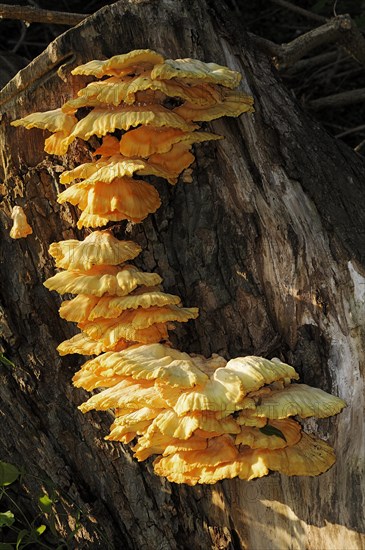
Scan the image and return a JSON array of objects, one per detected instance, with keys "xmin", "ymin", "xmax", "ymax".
[{"xmin": 0, "ymin": 1, "xmax": 364, "ymax": 548}]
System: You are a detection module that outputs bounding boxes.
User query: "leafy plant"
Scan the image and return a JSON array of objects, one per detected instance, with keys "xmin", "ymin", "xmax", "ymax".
[
  {"xmin": 0, "ymin": 355, "xmax": 15, "ymax": 368},
  {"xmin": 0, "ymin": 461, "xmax": 80, "ymax": 549}
]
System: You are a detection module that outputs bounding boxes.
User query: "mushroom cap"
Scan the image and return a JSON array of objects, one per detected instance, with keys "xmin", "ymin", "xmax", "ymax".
[
  {"xmin": 79, "ymin": 315, "xmax": 169, "ymax": 347},
  {"xmin": 88, "ymin": 288, "xmax": 182, "ymax": 320},
  {"xmin": 86, "ymin": 177, "xmax": 160, "ymax": 219},
  {"xmin": 150, "ymin": 409, "xmax": 240, "ymax": 440},
  {"xmin": 60, "ymin": 287, "xmax": 182, "ymax": 323},
  {"xmin": 63, "ymin": 105, "xmax": 196, "ymax": 149},
  {"xmin": 61, "ymin": 96, "xmax": 106, "ymax": 114},
  {"xmin": 57, "ymin": 331, "xmax": 139, "ymax": 356},
  {"xmin": 223, "ymin": 356, "xmax": 299, "ymax": 395},
  {"xmin": 49, "ymin": 232, "xmax": 141, "ymax": 271},
  {"xmin": 76, "ymin": 344, "xmax": 210, "ymax": 388},
  {"xmin": 73, "ymin": 364, "xmax": 129, "ymax": 391},
  {"xmin": 75, "ymin": 74, "xmax": 223, "ymax": 107},
  {"xmin": 148, "ymin": 142, "xmax": 195, "ymax": 178},
  {"xmin": 44, "ymin": 265, "xmax": 162, "ymax": 297},
  {"xmin": 78, "ymin": 305, "xmax": 197, "ymax": 345},
  {"xmin": 173, "ymin": 90, "xmax": 254, "ymax": 121},
  {"xmin": 153, "ymin": 434, "xmax": 238, "ymax": 476},
  {"xmin": 71, "ymin": 156, "xmax": 179, "ymax": 186},
  {"xmin": 257, "ymin": 432, "xmax": 336, "ymax": 476},
  {"xmin": 79, "ymin": 378, "xmax": 168, "ymax": 413},
  {"xmin": 113, "ymin": 406, "xmax": 162, "ymax": 425},
  {"xmin": 235, "ymin": 409, "xmax": 267, "ymax": 428},
  {"xmin": 57, "ymin": 183, "xmax": 88, "ymax": 208},
  {"xmin": 151, "ymin": 58, "xmax": 242, "ymax": 89},
  {"xmin": 155, "ymin": 377, "xmax": 256, "ymax": 417},
  {"xmin": 71, "ymin": 59, "xmax": 109, "ymax": 78},
  {"xmin": 71, "ymin": 49, "xmax": 164, "ymax": 77},
  {"xmin": 57, "ymin": 332, "xmax": 107, "ymax": 356},
  {"xmin": 106, "ymin": 419, "xmax": 152, "ymax": 440},
  {"xmin": 106, "ymin": 407, "xmax": 164, "ymax": 441},
  {"xmin": 44, "ymin": 131, "xmax": 70, "ymax": 155},
  {"xmin": 60, "ymin": 159, "xmax": 115, "ymax": 184},
  {"xmin": 119, "ymin": 127, "xmax": 222, "ymax": 158},
  {"xmin": 157, "ymin": 448, "xmax": 269, "ymax": 485},
  {"xmin": 235, "ymin": 418, "xmax": 302, "ymax": 449},
  {"xmin": 71, "ymin": 76, "xmax": 163, "ymax": 108},
  {"xmin": 132, "ymin": 431, "xmax": 208, "ymax": 461},
  {"xmin": 11, "ymin": 108, "xmax": 76, "ymax": 133},
  {"xmin": 9, "ymin": 206, "xmax": 32, "ymax": 239},
  {"xmin": 254, "ymin": 383, "xmax": 346, "ymax": 419},
  {"xmin": 154, "ymin": 432, "xmax": 336, "ymax": 484},
  {"xmin": 75, "ymin": 210, "xmax": 128, "ymax": 229},
  {"xmin": 93, "ymin": 135, "xmax": 120, "ymax": 157},
  {"xmin": 58, "ymin": 177, "xmax": 161, "ymax": 228},
  {"xmin": 155, "ymin": 355, "xmax": 299, "ymax": 417},
  {"xmin": 60, "ymin": 294, "xmax": 100, "ymax": 323}
]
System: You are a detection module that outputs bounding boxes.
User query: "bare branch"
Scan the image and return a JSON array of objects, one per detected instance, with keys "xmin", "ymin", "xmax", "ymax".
[
  {"xmin": 0, "ymin": 4, "xmax": 88, "ymax": 26},
  {"xmin": 286, "ymin": 51, "xmax": 339, "ymax": 72},
  {"xmin": 248, "ymin": 34, "xmax": 281, "ymax": 59},
  {"xmin": 308, "ymin": 88, "xmax": 365, "ymax": 110},
  {"xmin": 336, "ymin": 124, "xmax": 365, "ymax": 138},
  {"xmin": 274, "ymin": 15, "xmax": 365, "ymax": 69},
  {"xmin": 354, "ymin": 139, "xmax": 365, "ymax": 153}
]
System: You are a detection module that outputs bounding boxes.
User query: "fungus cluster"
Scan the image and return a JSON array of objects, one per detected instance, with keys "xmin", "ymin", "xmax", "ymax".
[
  {"xmin": 73, "ymin": 342, "xmax": 345, "ymax": 484},
  {"xmin": 12, "ymin": 49, "xmax": 253, "ymax": 229},
  {"xmin": 45, "ymin": 231, "xmax": 198, "ymax": 355},
  {"xmin": 11, "ymin": 49, "xmax": 346, "ymax": 484}
]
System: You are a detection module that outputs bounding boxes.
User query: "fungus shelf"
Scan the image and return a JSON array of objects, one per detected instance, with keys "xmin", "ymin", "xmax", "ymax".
[{"xmin": 10, "ymin": 49, "xmax": 345, "ymax": 484}]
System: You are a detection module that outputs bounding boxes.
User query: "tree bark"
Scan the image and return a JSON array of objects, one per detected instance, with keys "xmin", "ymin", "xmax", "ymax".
[{"xmin": 0, "ymin": 1, "xmax": 364, "ymax": 548}]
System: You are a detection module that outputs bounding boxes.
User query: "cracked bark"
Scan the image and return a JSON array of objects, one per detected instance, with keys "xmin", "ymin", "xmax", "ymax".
[{"xmin": 0, "ymin": 1, "xmax": 364, "ymax": 548}]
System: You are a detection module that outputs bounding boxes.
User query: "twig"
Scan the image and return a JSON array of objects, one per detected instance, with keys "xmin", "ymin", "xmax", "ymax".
[
  {"xmin": 336, "ymin": 124, "xmax": 365, "ymax": 138},
  {"xmin": 0, "ymin": 4, "xmax": 88, "ymax": 26},
  {"xmin": 285, "ymin": 51, "xmax": 340, "ymax": 73},
  {"xmin": 253, "ymin": 14, "xmax": 365, "ymax": 70},
  {"xmin": 276, "ymin": 15, "xmax": 365, "ymax": 69},
  {"xmin": 270, "ymin": 0, "xmax": 326, "ymax": 23},
  {"xmin": 308, "ymin": 88, "xmax": 365, "ymax": 110},
  {"xmin": 354, "ymin": 139, "xmax": 365, "ymax": 153},
  {"xmin": 284, "ymin": 15, "xmax": 365, "ymax": 68}
]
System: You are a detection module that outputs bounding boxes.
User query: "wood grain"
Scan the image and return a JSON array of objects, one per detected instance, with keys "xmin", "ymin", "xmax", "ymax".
[{"xmin": 0, "ymin": 1, "xmax": 364, "ymax": 548}]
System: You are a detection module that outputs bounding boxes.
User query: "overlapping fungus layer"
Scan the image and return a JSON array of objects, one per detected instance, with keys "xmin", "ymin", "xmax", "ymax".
[
  {"xmin": 45, "ymin": 231, "xmax": 198, "ymax": 355},
  {"xmin": 12, "ymin": 48, "xmax": 254, "ymax": 229},
  {"xmin": 74, "ymin": 342, "xmax": 346, "ymax": 484},
  {"xmin": 11, "ymin": 50, "xmax": 346, "ymax": 483}
]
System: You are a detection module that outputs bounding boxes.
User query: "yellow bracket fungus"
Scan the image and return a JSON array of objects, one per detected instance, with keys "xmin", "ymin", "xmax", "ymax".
[
  {"xmin": 9, "ymin": 206, "xmax": 33, "ymax": 239},
  {"xmin": 10, "ymin": 48, "xmax": 346, "ymax": 484}
]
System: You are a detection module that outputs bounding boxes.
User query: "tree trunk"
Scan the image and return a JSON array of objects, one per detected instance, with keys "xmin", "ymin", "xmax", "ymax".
[{"xmin": 0, "ymin": 1, "xmax": 364, "ymax": 548}]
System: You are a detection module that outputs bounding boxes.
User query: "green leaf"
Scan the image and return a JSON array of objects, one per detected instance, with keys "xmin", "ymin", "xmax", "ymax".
[
  {"xmin": 0, "ymin": 510, "xmax": 15, "ymax": 527},
  {"xmin": 259, "ymin": 424, "xmax": 287, "ymax": 442},
  {"xmin": 38, "ymin": 493, "xmax": 53, "ymax": 513},
  {"xmin": 36, "ymin": 524, "xmax": 47, "ymax": 536},
  {"xmin": 0, "ymin": 543, "xmax": 14, "ymax": 550},
  {"xmin": 0, "ymin": 354, "xmax": 15, "ymax": 368},
  {"xmin": 0, "ymin": 462, "xmax": 21, "ymax": 486},
  {"xmin": 16, "ymin": 529, "xmax": 29, "ymax": 549}
]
